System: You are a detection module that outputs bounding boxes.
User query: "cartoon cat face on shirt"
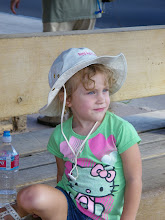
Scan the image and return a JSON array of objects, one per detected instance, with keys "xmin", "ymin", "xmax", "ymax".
[{"xmin": 69, "ymin": 163, "xmax": 117, "ymax": 197}]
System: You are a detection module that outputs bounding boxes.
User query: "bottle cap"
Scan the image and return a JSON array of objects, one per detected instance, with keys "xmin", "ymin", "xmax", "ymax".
[{"xmin": 2, "ymin": 131, "xmax": 12, "ymax": 143}]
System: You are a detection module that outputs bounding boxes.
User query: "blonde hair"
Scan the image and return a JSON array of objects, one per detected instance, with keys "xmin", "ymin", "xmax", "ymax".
[{"xmin": 58, "ymin": 64, "xmax": 115, "ymax": 117}]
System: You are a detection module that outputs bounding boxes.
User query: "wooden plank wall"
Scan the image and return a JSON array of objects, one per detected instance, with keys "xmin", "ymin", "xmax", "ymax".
[{"xmin": 0, "ymin": 26, "xmax": 165, "ymax": 119}]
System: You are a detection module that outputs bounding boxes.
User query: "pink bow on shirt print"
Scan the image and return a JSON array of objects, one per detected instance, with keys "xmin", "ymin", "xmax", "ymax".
[{"xmin": 91, "ymin": 164, "xmax": 116, "ymax": 182}]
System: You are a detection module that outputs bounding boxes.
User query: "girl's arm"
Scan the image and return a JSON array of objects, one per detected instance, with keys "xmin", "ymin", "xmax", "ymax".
[
  {"xmin": 55, "ymin": 156, "xmax": 65, "ymax": 183},
  {"xmin": 120, "ymin": 143, "xmax": 142, "ymax": 220}
]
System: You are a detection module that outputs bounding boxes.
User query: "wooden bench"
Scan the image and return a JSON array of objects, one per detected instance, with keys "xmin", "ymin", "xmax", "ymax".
[{"xmin": 0, "ymin": 26, "xmax": 165, "ymax": 219}]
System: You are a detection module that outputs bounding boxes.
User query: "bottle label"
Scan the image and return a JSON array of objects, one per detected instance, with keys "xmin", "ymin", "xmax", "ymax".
[{"xmin": 0, "ymin": 155, "xmax": 19, "ymax": 170}]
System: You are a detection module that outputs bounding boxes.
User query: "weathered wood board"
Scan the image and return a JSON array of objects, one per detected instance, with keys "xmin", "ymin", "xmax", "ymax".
[
  {"xmin": 142, "ymin": 155, "xmax": 165, "ymax": 193},
  {"xmin": 0, "ymin": 26, "xmax": 165, "ymax": 118},
  {"xmin": 139, "ymin": 128, "xmax": 165, "ymax": 144},
  {"xmin": 0, "ymin": 128, "xmax": 54, "ymax": 156},
  {"xmin": 18, "ymin": 164, "xmax": 57, "ymax": 189}
]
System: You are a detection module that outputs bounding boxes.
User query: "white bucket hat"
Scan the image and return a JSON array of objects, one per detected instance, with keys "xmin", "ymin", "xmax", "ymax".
[{"xmin": 39, "ymin": 47, "xmax": 127, "ymax": 117}]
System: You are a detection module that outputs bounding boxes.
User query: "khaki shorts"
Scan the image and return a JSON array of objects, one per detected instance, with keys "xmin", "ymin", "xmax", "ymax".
[{"xmin": 43, "ymin": 18, "xmax": 96, "ymax": 32}]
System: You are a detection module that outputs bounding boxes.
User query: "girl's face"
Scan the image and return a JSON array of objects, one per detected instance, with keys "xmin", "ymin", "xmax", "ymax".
[{"xmin": 67, "ymin": 72, "xmax": 110, "ymax": 125}]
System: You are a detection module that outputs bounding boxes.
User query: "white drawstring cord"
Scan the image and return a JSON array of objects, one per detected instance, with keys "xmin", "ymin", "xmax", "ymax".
[
  {"xmin": 61, "ymin": 85, "xmax": 98, "ymax": 181},
  {"xmin": 61, "ymin": 85, "xmax": 75, "ymax": 156}
]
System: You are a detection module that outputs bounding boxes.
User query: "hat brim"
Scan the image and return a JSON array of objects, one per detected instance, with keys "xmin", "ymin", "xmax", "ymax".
[{"xmin": 39, "ymin": 53, "xmax": 127, "ymax": 116}]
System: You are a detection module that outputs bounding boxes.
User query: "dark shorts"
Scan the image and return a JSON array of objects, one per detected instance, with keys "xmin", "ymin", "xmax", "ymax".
[{"xmin": 56, "ymin": 186, "xmax": 93, "ymax": 220}]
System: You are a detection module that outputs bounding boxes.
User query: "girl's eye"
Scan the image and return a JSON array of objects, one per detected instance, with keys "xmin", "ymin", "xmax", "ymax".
[
  {"xmin": 87, "ymin": 91, "xmax": 95, "ymax": 95},
  {"xmin": 103, "ymin": 88, "xmax": 109, "ymax": 93}
]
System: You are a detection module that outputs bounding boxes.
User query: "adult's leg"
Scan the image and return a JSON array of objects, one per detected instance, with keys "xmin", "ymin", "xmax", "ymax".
[
  {"xmin": 43, "ymin": 22, "xmax": 74, "ymax": 32},
  {"xmin": 43, "ymin": 18, "xmax": 96, "ymax": 32},
  {"xmin": 73, "ymin": 18, "xmax": 96, "ymax": 30}
]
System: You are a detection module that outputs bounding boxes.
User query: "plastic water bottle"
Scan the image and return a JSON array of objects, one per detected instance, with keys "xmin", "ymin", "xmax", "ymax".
[{"xmin": 0, "ymin": 131, "xmax": 19, "ymax": 208}]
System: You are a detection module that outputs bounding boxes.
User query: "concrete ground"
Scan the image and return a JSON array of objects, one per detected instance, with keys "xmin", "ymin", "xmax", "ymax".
[{"xmin": 0, "ymin": 12, "xmax": 42, "ymax": 34}]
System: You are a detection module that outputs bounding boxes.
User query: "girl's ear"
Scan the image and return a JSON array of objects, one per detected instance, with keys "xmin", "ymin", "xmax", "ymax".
[
  {"xmin": 66, "ymin": 97, "xmax": 72, "ymax": 107},
  {"xmin": 59, "ymin": 92, "xmax": 72, "ymax": 107}
]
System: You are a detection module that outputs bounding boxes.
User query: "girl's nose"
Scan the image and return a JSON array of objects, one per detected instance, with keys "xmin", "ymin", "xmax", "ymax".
[{"xmin": 97, "ymin": 93, "xmax": 105, "ymax": 103}]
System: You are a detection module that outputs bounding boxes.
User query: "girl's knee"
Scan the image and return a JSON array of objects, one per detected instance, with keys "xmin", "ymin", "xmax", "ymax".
[
  {"xmin": 17, "ymin": 184, "xmax": 67, "ymax": 215},
  {"xmin": 17, "ymin": 184, "xmax": 47, "ymax": 212}
]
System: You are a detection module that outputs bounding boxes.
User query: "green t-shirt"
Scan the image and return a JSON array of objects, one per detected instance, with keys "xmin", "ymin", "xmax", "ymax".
[
  {"xmin": 48, "ymin": 111, "xmax": 141, "ymax": 220},
  {"xmin": 42, "ymin": 0, "xmax": 102, "ymax": 23}
]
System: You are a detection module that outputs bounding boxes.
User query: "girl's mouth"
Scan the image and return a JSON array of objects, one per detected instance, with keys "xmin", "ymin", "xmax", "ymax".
[{"xmin": 94, "ymin": 108, "xmax": 105, "ymax": 112}]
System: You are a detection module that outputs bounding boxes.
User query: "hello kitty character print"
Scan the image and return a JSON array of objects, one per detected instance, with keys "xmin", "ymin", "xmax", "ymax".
[{"xmin": 60, "ymin": 133, "xmax": 119, "ymax": 219}]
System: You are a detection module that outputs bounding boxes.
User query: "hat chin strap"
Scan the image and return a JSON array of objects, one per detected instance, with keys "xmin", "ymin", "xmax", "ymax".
[{"xmin": 61, "ymin": 85, "xmax": 98, "ymax": 181}]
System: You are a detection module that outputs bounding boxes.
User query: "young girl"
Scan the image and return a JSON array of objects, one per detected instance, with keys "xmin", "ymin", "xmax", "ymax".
[{"xmin": 0, "ymin": 48, "xmax": 142, "ymax": 220}]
